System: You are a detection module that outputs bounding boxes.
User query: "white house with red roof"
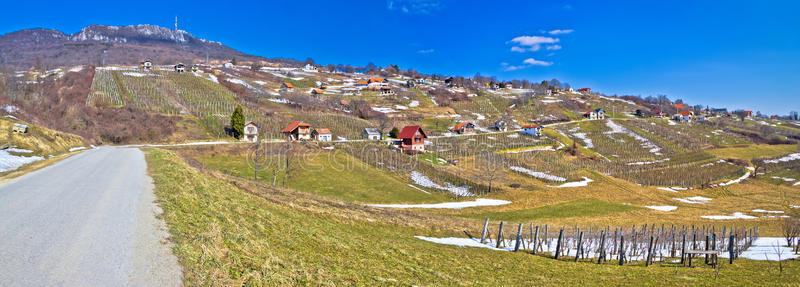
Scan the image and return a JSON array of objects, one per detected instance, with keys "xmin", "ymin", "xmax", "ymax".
[
  {"xmin": 396, "ymin": 125, "xmax": 427, "ymax": 154},
  {"xmin": 282, "ymin": 121, "xmax": 311, "ymax": 140},
  {"xmin": 520, "ymin": 124, "xmax": 542, "ymax": 137}
]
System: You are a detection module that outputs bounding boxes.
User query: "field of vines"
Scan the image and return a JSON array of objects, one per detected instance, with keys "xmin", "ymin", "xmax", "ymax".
[
  {"xmin": 88, "ymin": 69, "xmax": 238, "ymax": 117},
  {"xmin": 556, "ymin": 120, "xmax": 668, "ymax": 163},
  {"xmin": 340, "ymin": 142, "xmax": 492, "ymax": 197},
  {"xmin": 504, "ymin": 151, "xmax": 582, "ymax": 182},
  {"xmin": 656, "ymin": 120, "xmax": 750, "ymax": 147},
  {"xmin": 428, "ymin": 132, "xmax": 556, "ymax": 159}
]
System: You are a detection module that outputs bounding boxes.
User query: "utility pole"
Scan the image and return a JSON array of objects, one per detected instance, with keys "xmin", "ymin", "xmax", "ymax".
[{"xmin": 174, "ymin": 16, "xmax": 178, "ymax": 32}]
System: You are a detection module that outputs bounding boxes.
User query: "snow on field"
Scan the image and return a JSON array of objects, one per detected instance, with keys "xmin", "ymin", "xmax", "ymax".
[
  {"xmin": 645, "ymin": 205, "xmax": 678, "ymax": 211},
  {"xmin": 598, "ymin": 95, "xmax": 636, "ymax": 105},
  {"xmin": 673, "ymin": 196, "xmax": 712, "ymax": 204},
  {"xmin": 657, "ymin": 187, "xmax": 680, "ymax": 192},
  {"xmin": 408, "ymin": 100, "xmax": 420, "ymax": 107},
  {"xmin": 270, "ymin": 72, "xmax": 288, "ymax": 78},
  {"xmin": 546, "ymin": 177, "xmax": 593, "ymax": 188},
  {"xmin": 68, "ymin": 147, "xmax": 87, "ymax": 152},
  {"xmin": 701, "ymin": 212, "xmax": 756, "ymax": 220},
  {"xmin": 207, "ymin": 74, "xmax": 219, "ymax": 83},
  {"xmin": 719, "ymin": 237, "xmax": 800, "ymax": 261},
  {"xmin": 506, "ymin": 134, "xmax": 519, "ymax": 138},
  {"xmin": 253, "ymin": 80, "xmax": 266, "ymax": 85},
  {"xmin": 605, "ymin": 120, "xmax": 662, "ymax": 155},
  {"xmin": 3, "ymin": 105, "xmax": 19, "ymax": 113},
  {"xmin": 572, "ymin": 133, "xmax": 593, "ymax": 148},
  {"xmin": 372, "ymin": 107, "xmax": 397, "ymax": 113},
  {"xmin": 226, "ymin": 78, "xmax": 256, "ymax": 90},
  {"xmin": 268, "ymin": 98, "xmax": 292, "ymax": 104},
  {"xmin": 407, "ymin": 184, "xmax": 430, "ymax": 194},
  {"xmin": 794, "ymin": 181, "xmax": 800, "ymax": 186},
  {"xmin": 369, "ymin": 198, "xmax": 511, "ymax": 209},
  {"xmin": 541, "ymin": 99, "xmax": 562, "ymax": 103},
  {"xmin": 6, "ymin": 148, "xmax": 33, "ymax": 153},
  {"xmin": 415, "ymin": 236, "xmax": 509, "ymax": 251},
  {"xmin": 395, "ymin": 105, "xmax": 408, "ymax": 110},
  {"xmin": 0, "ymin": 149, "xmax": 44, "ymax": 173},
  {"xmin": 752, "ymin": 209, "xmax": 784, "ymax": 214},
  {"xmin": 764, "ymin": 153, "xmax": 800, "ymax": 164},
  {"xmin": 715, "ymin": 172, "xmax": 750, "ymax": 186},
  {"xmin": 771, "ymin": 176, "xmax": 796, "ymax": 182},
  {"xmin": 509, "ymin": 166, "xmax": 566, "ymax": 182},
  {"xmin": 627, "ymin": 158, "xmax": 670, "ymax": 166},
  {"xmin": 410, "ymin": 171, "xmax": 473, "ymax": 196},
  {"xmin": 122, "ymin": 72, "xmax": 154, "ymax": 77},
  {"xmin": 667, "ymin": 120, "xmax": 677, "ymax": 126},
  {"xmin": 67, "ymin": 67, "xmax": 84, "ymax": 73},
  {"xmin": 471, "ymin": 112, "xmax": 486, "ymax": 120}
]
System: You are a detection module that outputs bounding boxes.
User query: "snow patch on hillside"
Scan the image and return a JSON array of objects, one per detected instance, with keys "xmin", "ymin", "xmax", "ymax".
[
  {"xmin": 509, "ymin": 166, "xmax": 566, "ymax": 182},
  {"xmin": 410, "ymin": 171, "xmax": 473, "ymax": 196},
  {"xmin": 369, "ymin": 198, "xmax": 511, "ymax": 209}
]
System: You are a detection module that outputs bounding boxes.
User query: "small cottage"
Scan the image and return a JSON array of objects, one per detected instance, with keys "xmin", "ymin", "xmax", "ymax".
[
  {"xmin": 450, "ymin": 122, "xmax": 475, "ymax": 135},
  {"xmin": 379, "ymin": 87, "xmax": 395, "ymax": 96},
  {"xmin": 520, "ymin": 124, "xmax": 542, "ymax": 137},
  {"xmin": 672, "ymin": 110, "xmax": 693, "ymax": 123},
  {"xmin": 12, "ymin": 123, "xmax": 28, "ymax": 134},
  {"xmin": 303, "ymin": 64, "xmax": 318, "ymax": 72},
  {"xmin": 243, "ymin": 122, "xmax": 258, "ymax": 142},
  {"xmin": 174, "ymin": 63, "xmax": 186, "ymax": 73},
  {"xmin": 396, "ymin": 125, "xmax": 427, "ymax": 154},
  {"xmin": 311, "ymin": 88, "xmax": 325, "ymax": 96},
  {"xmin": 281, "ymin": 82, "xmax": 295, "ymax": 92},
  {"xmin": 312, "ymin": 128, "xmax": 332, "ymax": 142},
  {"xmin": 362, "ymin": 128, "xmax": 381, "ymax": 140},
  {"xmin": 577, "ymin": 88, "xmax": 591, "ymax": 93},
  {"xmin": 222, "ymin": 62, "xmax": 234, "ymax": 68},
  {"xmin": 494, "ymin": 120, "xmax": 508, "ymax": 132},
  {"xmin": 191, "ymin": 65, "xmax": 199, "ymax": 72},
  {"xmin": 282, "ymin": 121, "xmax": 311, "ymax": 140},
  {"xmin": 368, "ymin": 78, "xmax": 388, "ymax": 87},
  {"xmin": 583, "ymin": 108, "xmax": 605, "ymax": 120},
  {"xmin": 140, "ymin": 60, "xmax": 153, "ymax": 70}
]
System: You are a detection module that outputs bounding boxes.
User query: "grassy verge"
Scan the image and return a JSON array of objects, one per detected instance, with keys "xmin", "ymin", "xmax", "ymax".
[
  {"xmin": 708, "ymin": 144, "xmax": 798, "ymax": 161},
  {"xmin": 147, "ymin": 148, "xmax": 800, "ymax": 286}
]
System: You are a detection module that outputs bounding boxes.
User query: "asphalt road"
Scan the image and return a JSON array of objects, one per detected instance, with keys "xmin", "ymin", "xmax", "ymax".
[{"xmin": 0, "ymin": 147, "xmax": 182, "ymax": 286}]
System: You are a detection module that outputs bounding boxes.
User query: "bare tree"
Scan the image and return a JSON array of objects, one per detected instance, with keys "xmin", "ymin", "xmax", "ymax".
[{"xmin": 476, "ymin": 151, "xmax": 507, "ymax": 195}]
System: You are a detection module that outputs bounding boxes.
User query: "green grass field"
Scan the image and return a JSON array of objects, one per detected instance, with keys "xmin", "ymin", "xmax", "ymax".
[
  {"xmin": 460, "ymin": 198, "xmax": 640, "ymax": 221},
  {"xmin": 147, "ymin": 148, "xmax": 800, "ymax": 286}
]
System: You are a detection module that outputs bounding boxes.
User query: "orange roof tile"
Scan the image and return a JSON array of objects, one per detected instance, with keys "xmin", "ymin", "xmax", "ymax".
[
  {"xmin": 282, "ymin": 82, "xmax": 295, "ymax": 88},
  {"xmin": 314, "ymin": 128, "xmax": 331, "ymax": 134},
  {"xmin": 522, "ymin": 124, "xmax": 540, "ymax": 129},
  {"xmin": 452, "ymin": 122, "xmax": 472, "ymax": 130},
  {"xmin": 282, "ymin": 121, "xmax": 310, "ymax": 133}
]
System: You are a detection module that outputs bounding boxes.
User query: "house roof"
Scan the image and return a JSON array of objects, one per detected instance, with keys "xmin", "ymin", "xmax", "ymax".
[
  {"xmin": 368, "ymin": 78, "xmax": 385, "ymax": 83},
  {"xmin": 245, "ymin": 121, "xmax": 257, "ymax": 127},
  {"xmin": 282, "ymin": 82, "xmax": 295, "ymax": 88},
  {"xmin": 312, "ymin": 89, "xmax": 324, "ymax": 94},
  {"xmin": 522, "ymin": 124, "xmax": 540, "ymax": 129},
  {"xmin": 380, "ymin": 86, "xmax": 392, "ymax": 90},
  {"xmin": 675, "ymin": 103, "xmax": 685, "ymax": 109},
  {"xmin": 452, "ymin": 122, "xmax": 472, "ymax": 130},
  {"xmin": 314, "ymin": 128, "xmax": 331, "ymax": 135},
  {"xmin": 363, "ymin": 128, "xmax": 380, "ymax": 134},
  {"xmin": 594, "ymin": 108, "xmax": 604, "ymax": 113},
  {"xmin": 584, "ymin": 111, "xmax": 593, "ymax": 115},
  {"xmin": 679, "ymin": 110, "xmax": 693, "ymax": 116},
  {"xmin": 356, "ymin": 81, "xmax": 368, "ymax": 85},
  {"xmin": 282, "ymin": 121, "xmax": 310, "ymax": 133},
  {"xmin": 398, "ymin": 125, "xmax": 427, "ymax": 139},
  {"xmin": 577, "ymin": 88, "xmax": 591, "ymax": 91}
]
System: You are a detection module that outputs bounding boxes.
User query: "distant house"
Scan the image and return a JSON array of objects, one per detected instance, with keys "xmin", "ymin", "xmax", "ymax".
[
  {"xmin": 651, "ymin": 110, "xmax": 666, "ymax": 118},
  {"xmin": 243, "ymin": 122, "xmax": 258, "ymax": 142},
  {"xmin": 635, "ymin": 109, "xmax": 652, "ymax": 118},
  {"xmin": 674, "ymin": 103, "xmax": 685, "ymax": 110},
  {"xmin": 450, "ymin": 122, "xmax": 475, "ymax": 135},
  {"xmin": 710, "ymin": 108, "xmax": 728, "ymax": 115},
  {"xmin": 280, "ymin": 82, "xmax": 295, "ymax": 92},
  {"xmin": 355, "ymin": 81, "xmax": 369, "ymax": 87},
  {"xmin": 222, "ymin": 62, "xmax": 234, "ymax": 68},
  {"xmin": 445, "ymin": 77, "xmax": 455, "ymax": 87},
  {"xmin": 282, "ymin": 121, "xmax": 311, "ymax": 140},
  {"xmin": 583, "ymin": 108, "xmax": 605, "ymax": 120},
  {"xmin": 368, "ymin": 78, "xmax": 388, "ymax": 87},
  {"xmin": 577, "ymin": 88, "xmax": 591, "ymax": 93},
  {"xmin": 12, "ymin": 123, "xmax": 28, "ymax": 134},
  {"xmin": 406, "ymin": 80, "xmax": 416, "ymax": 88},
  {"xmin": 396, "ymin": 125, "xmax": 427, "ymax": 154},
  {"xmin": 311, "ymin": 88, "xmax": 325, "ymax": 96},
  {"xmin": 494, "ymin": 120, "xmax": 508, "ymax": 132},
  {"xmin": 312, "ymin": 128, "xmax": 332, "ymax": 142},
  {"xmin": 191, "ymin": 65, "xmax": 199, "ymax": 72},
  {"xmin": 362, "ymin": 128, "xmax": 382, "ymax": 140},
  {"xmin": 520, "ymin": 124, "xmax": 542, "ymax": 137},
  {"xmin": 174, "ymin": 63, "xmax": 186, "ymax": 73},
  {"xmin": 567, "ymin": 87, "xmax": 574, "ymax": 93},
  {"xmin": 672, "ymin": 110, "xmax": 694, "ymax": 123},
  {"xmin": 490, "ymin": 82, "xmax": 500, "ymax": 90},
  {"xmin": 743, "ymin": 111, "xmax": 753, "ymax": 119},
  {"xmin": 140, "ymin": 60, "xmax": 153, "ymax": 70},
  {"xmin": 379, "ymin": 87, "xmax": 395, "ymax": 96},
  {"xmin": 303, "ymin": 64, "xmax": 318, "ymax": 72}
]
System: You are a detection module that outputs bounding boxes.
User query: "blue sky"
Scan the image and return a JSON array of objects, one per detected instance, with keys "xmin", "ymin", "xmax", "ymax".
[{"xmin": 1, "ymin": 0, "xmax": 798, "ymax": 114}]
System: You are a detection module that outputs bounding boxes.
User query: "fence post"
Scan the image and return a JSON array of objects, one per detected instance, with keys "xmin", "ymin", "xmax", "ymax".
[
  {"xmin": 598, "ymin": 231, "xmax": 606, "ymax": 264},
  {"xmin": 729, "ymin": 234, "xmax": 735, "ymax": 264},
  {"xmin": 514, "ymin": 223, "xmax": 523, "ymax": 252},
  {"xmin": 496, "ymin": 221, "xmax": 505, "ymax": 248},
  {"xmin": 555, "ymin": 229, "xmax": 564, "ymax": 259},
  {"xmin": 480, "ymin": 218, "xmax": 489, "ymax": 244},
  {"xmin": 705, "ymin": 235, "xmax": 710, "ymax": 265},
  {"xmin": 532, "ymin": 225, "xmax": 540, "ymax": 255},
  {"xmin": 619, "ymin": 235, "xmax": 625, "ymax": 266},
  {"xmin": 681, "ymin": 233, "xmax": 687, "ymax": 266},
  {"xmin": 575, "ymin": 231, "xmax": 584, "ymax": 262},
  {"xmin": 646, "ymin": 236, "xmax": 654, "ymax": 267}
]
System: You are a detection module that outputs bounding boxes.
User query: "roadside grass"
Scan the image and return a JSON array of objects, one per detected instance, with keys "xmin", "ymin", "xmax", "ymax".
[
  {"xmin": 708, "ymin": 144, "xmax": 798, "ymax": 161},
  {"xmin": 147, "ymin": 148, "xmax": 800, "ymax": 286},
  {"xmin": 459, "ymin": 198, "xmax": 640, "ymax": 221},
  {"xmin": 190, "ymin": 149, "xmax": 448, "ymax": 203}
]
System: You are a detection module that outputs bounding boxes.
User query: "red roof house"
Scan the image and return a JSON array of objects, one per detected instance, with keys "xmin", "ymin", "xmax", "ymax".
[
  {"xmin": 282, "ymin": 121, "xmax": 311, "ymax": 140},
  {"xmin": 397, "ymin": 125, "xmax": 427, "ymax": 154},
  {"xmin": 577, "ymin": 88, "xmax": 591, "ymax": 92},
  {"xmin": 449, "ymin": 122, "xmax": 475, "ymax": 134}
]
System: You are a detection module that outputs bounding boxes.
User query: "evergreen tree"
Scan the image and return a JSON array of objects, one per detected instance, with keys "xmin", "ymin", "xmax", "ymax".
[
  {"xmin": 230, "ymin": 105, "xmax": 245, "ymax": 139},
  {"xmin": 389, "ymin": 127, "xmax": 400, "ymax": 138},
  {"xmin": 231, "ymin": 57, "xmax": 238, "ymax": 66}
]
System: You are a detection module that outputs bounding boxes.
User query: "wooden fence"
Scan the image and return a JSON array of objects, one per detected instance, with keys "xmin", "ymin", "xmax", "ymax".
[{"xmin": 475, "ymin": 219, "xmax": 758, "ymax": 266}]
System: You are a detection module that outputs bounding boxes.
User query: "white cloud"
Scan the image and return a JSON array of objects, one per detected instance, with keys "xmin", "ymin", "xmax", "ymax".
[
  {"xmin": 510, "ymin": 46, "xmax": 529, "ymax": 52},
  {"xmin": 523, "ymin": 58, "xmax": 553, "ymax": 66},
  {"xmin": 502, "ymin": 58, "xmax": 553, "ymax": 71},
  {"xmin": 417, "ymin": 48, "xmax": 435, "ymax": 54},
  {"xmin": 387, "ymin": 0, "xmax": 442, "ymax": 14},
  {"xmin": 546, "ymin": 44, "xmax": 562, "ymax": 50},
  {"xmin": 508, "ymin": 35, "xmax": 559, "ymax": 53},
  {"xmin": 548, "ymin": 29, "xmax": 574, "ymax": 35}
]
